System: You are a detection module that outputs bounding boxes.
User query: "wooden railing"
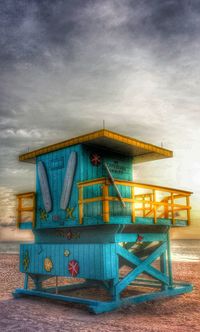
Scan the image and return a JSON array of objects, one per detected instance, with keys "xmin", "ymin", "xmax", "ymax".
[
  {"xmin": 16, "ymin": 192, "xmax": 36, "ymax": 228},
  {"xmin": 78, "ymin": 178, "xmax": 192, "ymax": 225}
]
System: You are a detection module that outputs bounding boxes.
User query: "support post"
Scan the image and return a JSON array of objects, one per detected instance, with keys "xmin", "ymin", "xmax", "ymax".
[
  {"xmin": 33, "ymin": 276, "xmax": 42, "ymax": 290},
  {"xmin": 164, "ymin": 198, "xmax": 169, "ymax": 219},
  {"xmin": 102, "ymin": 183, "xmax": 109, "ymax": 222},
  {"xmin": 110, "ymin": 280, "xmax": 119, "ymax": 302},
  {"xmin": 167, "ymin": 230, "xmax": 173, "ymax": 288},
  {"xmin": 24, "ymin": 273, "xmax": 29, "ymax": 290},
  {"xmin": 186, "ymin": 196, "xmax": 191, "ymax": 225},
  {"xmin": 160, "ymin": 247, "xmax": 167, "ymax": 290}
]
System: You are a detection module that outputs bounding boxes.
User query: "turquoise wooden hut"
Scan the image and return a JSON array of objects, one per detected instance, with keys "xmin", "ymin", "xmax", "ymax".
[{"xmin": 13, "ymin": 129, "xmax": 193, "ymax": 313}]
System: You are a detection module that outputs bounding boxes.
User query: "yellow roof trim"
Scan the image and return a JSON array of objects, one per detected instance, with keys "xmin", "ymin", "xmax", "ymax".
[{"xmin": 19, "ymin": 129, "xmax": 173, "ymax": 162}]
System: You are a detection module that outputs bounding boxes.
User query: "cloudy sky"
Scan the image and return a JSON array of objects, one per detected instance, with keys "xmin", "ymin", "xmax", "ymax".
[{"xmin": 0, "ymin": 0, "xmax": 200, "ymax": 240}]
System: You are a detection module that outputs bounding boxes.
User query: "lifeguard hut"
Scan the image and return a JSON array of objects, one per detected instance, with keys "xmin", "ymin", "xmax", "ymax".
[{"xmin": 13, "ymin": 129, "xmax": 192, "ymax": 313}]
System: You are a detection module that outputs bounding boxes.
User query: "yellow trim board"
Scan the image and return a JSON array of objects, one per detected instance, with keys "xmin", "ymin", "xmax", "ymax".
[{"xmin": 19, "ymin": 129, "xmax": 173, "ymax": 163}]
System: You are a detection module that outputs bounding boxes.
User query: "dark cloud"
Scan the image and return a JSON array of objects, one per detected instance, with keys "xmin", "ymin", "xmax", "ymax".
[
  {"xmin": 0, "ymin": 0, "xmax": 90, "ymax": 67},
  {"xmin": 127, "ymin": 1, "xmax": 200, "ymax": 37},
  {"xmin": 1, "ymin": 0, "xmax": 200, "ymax": 68}
]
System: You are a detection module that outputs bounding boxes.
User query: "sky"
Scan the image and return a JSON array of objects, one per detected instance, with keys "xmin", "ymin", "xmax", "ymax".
[{"xmin": 0, "ymin": 0, "xmax": 200, "ymax": 241}]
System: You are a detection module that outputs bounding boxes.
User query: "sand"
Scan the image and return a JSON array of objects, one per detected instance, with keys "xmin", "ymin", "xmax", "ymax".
[{"xmin": 0, "ymin": 254, "xmax": 200, "ymax": 332}]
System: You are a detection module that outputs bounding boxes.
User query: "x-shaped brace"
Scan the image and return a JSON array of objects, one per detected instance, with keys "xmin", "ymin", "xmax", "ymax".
[{"xmin": 116, "ymin": 242, "xmax": 169, "ymax": 294}]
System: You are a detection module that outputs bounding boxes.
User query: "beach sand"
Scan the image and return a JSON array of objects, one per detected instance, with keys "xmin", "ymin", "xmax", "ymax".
[{"xmin": 0, "ymin": 254, "xmax": 200, "ymax": 332}]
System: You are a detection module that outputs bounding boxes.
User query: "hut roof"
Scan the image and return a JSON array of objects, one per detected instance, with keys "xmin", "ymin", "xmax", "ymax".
[{"xmin": 19, "ymin": 129, "xmax": 173, "ymax": 164}]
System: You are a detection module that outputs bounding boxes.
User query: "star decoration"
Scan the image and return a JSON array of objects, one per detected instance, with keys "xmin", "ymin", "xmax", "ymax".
[
  {"xmin": 39, "ymin": 208, "xmax": 48, "ymax": 221},
  {"xmin": 68, "ymin": 260, "xmax": 79, "ymax": 277},
  {"xmin": 66, "ymin": 207, "xmax": 75, "ymax": 220},
  {"xmin": 23, "ymin": 250, "xmax": 30, "ymax": 271},
  {"xmin": 90, "ymin": 153, "xmax": 101, "ymax": 166}
]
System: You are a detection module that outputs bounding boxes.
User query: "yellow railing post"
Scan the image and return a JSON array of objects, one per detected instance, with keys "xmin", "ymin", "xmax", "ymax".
[
  {"xmin": 164, "ymin": 199, "xmax": 169, "ymax": 219},
  {"xmin": 79, "ymin": 186, "xmax": 83, "ymax": 224},
  {"xmin": 150, "ymin": 193, "xmax": 153, "ymax": 217},
  {"xmin": 171, "ymin": 193, "xmax": 175, "ymax": 224},
  {"xmin": 102, "ymin": 183, "xmax": 110, "ymax": 222},
  {"xmin": 131, "ymin": 186, "xmax": 135, "ymax": 222},
  {"xmin": 186, "ymin": 195, "xmax": 191, "ymax": 225},
  {"xmin": 153, "ymin": 190, "xmax": 157, "ymax": 223}
]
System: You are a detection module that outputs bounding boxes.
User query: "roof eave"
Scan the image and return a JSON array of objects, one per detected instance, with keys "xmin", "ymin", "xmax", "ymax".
[{"xmin": 18, "ymin": 129, "xmax": 173, "ymax": 163}]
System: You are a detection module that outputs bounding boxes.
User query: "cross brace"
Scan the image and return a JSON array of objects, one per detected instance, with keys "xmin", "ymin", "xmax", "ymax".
[{"xmin": 116, "ymin": 242, "xmax": 169, "ymax": 294}]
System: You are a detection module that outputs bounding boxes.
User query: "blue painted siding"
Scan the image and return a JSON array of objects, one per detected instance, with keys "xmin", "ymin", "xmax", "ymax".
[{"xmin": 20, "ymin": 243, "xmax": 118, "ymax": 280}]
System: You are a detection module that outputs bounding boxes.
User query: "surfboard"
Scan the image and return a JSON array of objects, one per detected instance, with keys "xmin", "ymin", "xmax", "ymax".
[
  {"xmin": 38, "ymin": 161, "xmax": 52, "ymax": 213},
  {"xmin": 104, "ymin": 162, "xmax": 126, "ymax": 208},
  {"xmin": 60, "ymin": 151, "xmax": 77, "ymax": 210}
]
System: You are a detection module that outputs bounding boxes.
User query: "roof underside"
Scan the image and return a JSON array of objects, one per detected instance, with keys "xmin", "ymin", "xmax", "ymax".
[{"xmin": 19, "ymin": 129, "xmax": 173, "ymax": 164}]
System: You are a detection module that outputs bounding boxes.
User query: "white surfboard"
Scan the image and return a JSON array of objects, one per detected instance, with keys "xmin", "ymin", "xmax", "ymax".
[
  {"xmin": 38, "ymin": 161, "xmax": 52, "ymax": 213},
  {"xmin": 60, "ymin": 151, "xmax": 77, "ymax": 210}
]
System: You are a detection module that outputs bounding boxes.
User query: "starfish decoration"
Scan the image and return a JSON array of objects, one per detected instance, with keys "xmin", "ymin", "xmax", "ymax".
[
  {"xmin": 68, "ymin": 260, "xmax": 79, "ymax": 277},
  {"xmin": 23, "ymin": 250, "xmax": 30, "ymax": 271},
  {"xmin": 39, "ymin": 208, "xmax": 48, "ymax": 221},
  {"xmin": 90, "ymin": 153, "xmax": 101, "ymax": 166},
  {"xmin": 66, "ymin": 207, "xmax": 75, "ymax": 220}
]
